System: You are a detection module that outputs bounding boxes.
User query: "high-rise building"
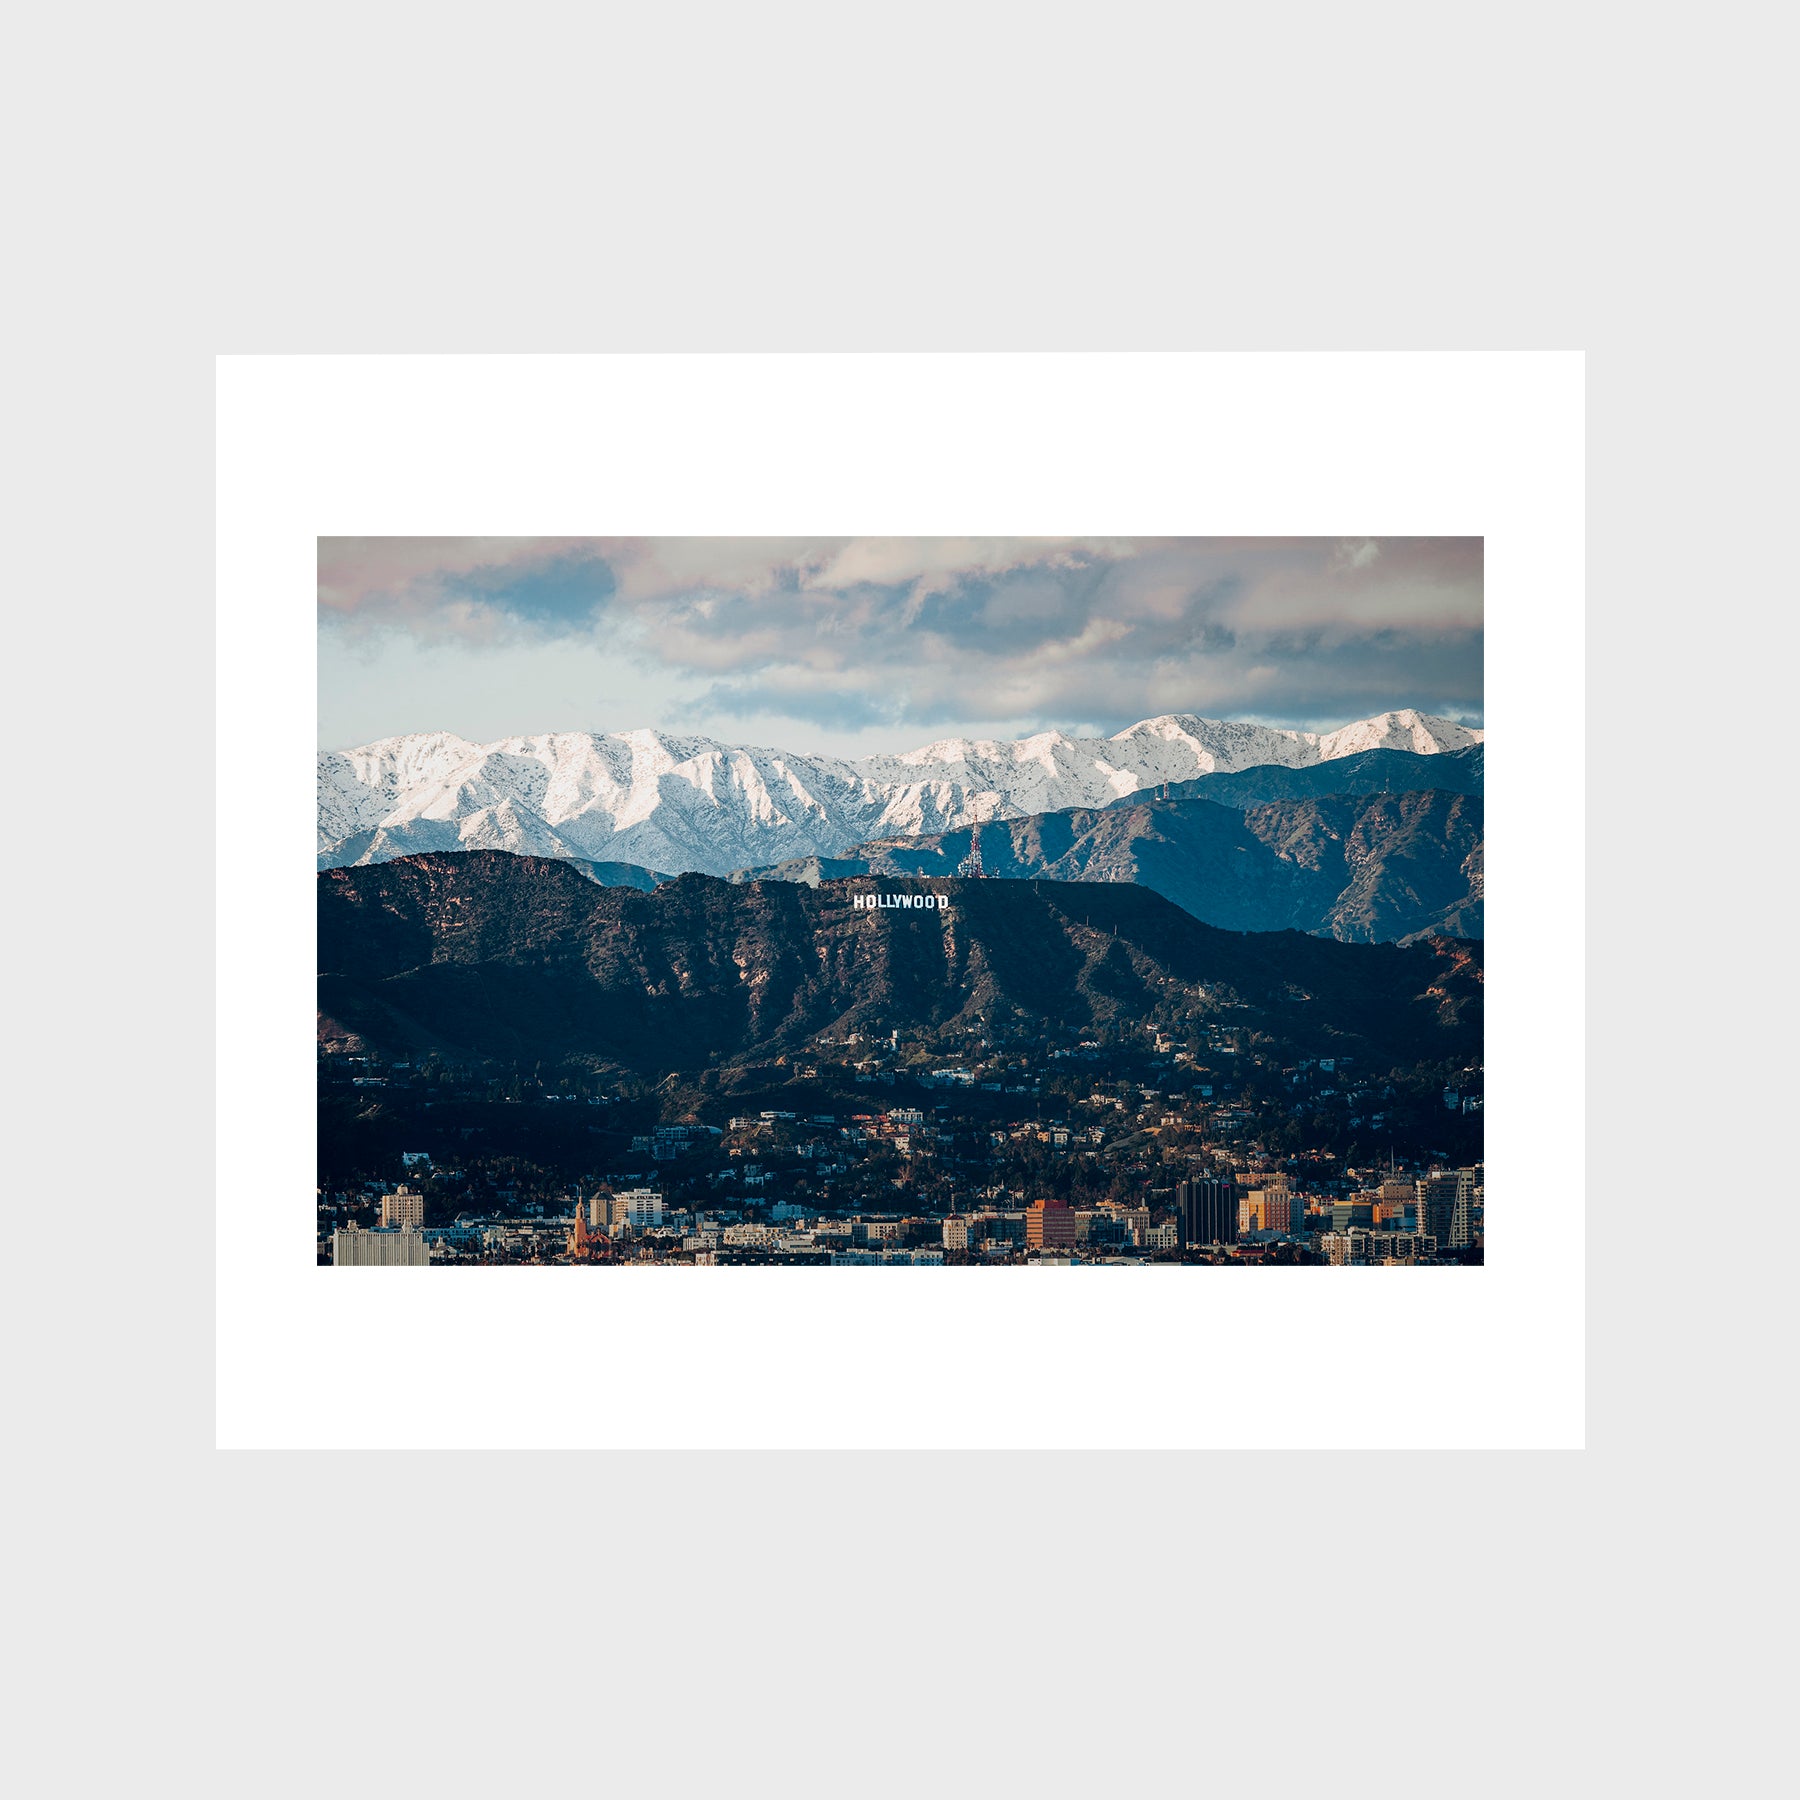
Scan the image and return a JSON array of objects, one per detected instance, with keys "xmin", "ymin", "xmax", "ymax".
[
  {"xmin": 621, "ymin": 1188, "xmax": 663, "ymax": 1230},
  {"xmin": 591, "ymin": 1188, "xmax": 659, "ymax": 1234},
  {"xmin": 332, "ymin": 1225, "xmax": 428, "ymax": 1267},
  {"xmin": 1177, "ymin": 1178, "xmax": 1235, "ymax": 1246},
  {"xmin": 1025, "ymin": 1198, "xmax": 1077, "ymax": 1249},
  {"xmin": 379, "ymin": 1185, "xmax": 424, "ymax": 1230},
  {"xmin": 943, "ymin": 1217, "xmax": 970, "ymax": 1250},
  {"xmin": 1449, "ymin": 1167, "xmax": 1480, "ymax": 1249},
  {"xmin": 1239, "ymin": 1185, "xmax": 1301, "ymax": 1235},
  {"xmin": 1261, "ymin": 1188, "xmax": 1302, "ymax": 1234},
  {"xmin": 1416, "ymin": 1172, "xmax": 1462, "ymax": 1242},
  {"xmin": 1331, "ymin": 1194, "xmax": 1378, "ymax": 1233}
]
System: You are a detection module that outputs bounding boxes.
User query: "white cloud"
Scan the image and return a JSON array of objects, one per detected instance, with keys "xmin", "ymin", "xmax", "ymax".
[
  {"xmin": 319, "ymin": 536, "xmax": 1483, "ymax": 746},
  {"xmin": 1334, "ymin": 537, "xmax": 1382, "ymax": 572}
]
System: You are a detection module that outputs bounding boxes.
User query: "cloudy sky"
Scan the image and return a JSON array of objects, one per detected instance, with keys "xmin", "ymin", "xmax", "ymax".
[{"xmin": 319, "ymin": 537, "xmax": 1482, "ymax": 755}]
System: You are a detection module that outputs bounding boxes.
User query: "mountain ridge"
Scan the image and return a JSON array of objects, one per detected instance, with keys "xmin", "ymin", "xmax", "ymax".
[
  {"xmin": 1109, "ymin": 744, "xmax": 1484, "ymax": 811},
  {"xmin": 734, "ymin": 787, "xmax": 1483, "ymax": 944},
  {"xmin": 317, "ymin": 851, "xmax": 1483, "ymax": 1076},
  {"xmin": 318, "ymin": 708, "xmax": 1483, "ymax": 878}
]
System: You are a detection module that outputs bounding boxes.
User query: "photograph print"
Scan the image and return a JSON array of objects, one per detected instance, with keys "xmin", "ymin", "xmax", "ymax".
[{"xmin": 317, "ymin": 537, "xmax": 1484, "ymax": 1268}]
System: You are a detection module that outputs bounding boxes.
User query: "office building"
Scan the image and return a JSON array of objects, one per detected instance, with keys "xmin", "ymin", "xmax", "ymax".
[
  {"xmin": 1416, "ymin": 1172, "xmax": 1464, "ymax": 1243},
  {"xmin": 1261, "ymin": 1188, "xmax": 1302, "ymax": 1234},
  {"xmin": 1449, "ymin": 1167, "xmax": 1480, "ymax": 1249},
  {"xmin": 1176, "ymin": 1178, "xmax": 1235, "ymax": 1246},
  {"xmin": 332, "ymin": 1225, "xmax": 428, "ymax": 1267},
  {"xmin": 1025, "ymin": 1199, "xmax": 1078, "ymax": 1250},
  {"xmin": 1376, "ymin": 1179, "xmax": 1415, "ymax": 1228},
  {"xmin": 1239, "ymin": 1185, "xmax": 1301, "ymax": 1235}
]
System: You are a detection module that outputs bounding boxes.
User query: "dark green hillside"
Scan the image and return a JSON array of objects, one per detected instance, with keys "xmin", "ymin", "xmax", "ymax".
[{"xmin": 318, "ymin": 852, "xmax": 1481, "ymax": 1076}]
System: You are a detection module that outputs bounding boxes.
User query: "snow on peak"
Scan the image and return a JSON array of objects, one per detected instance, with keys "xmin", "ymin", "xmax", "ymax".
[
  {"xmin": 318, "ymin": 708, "xmax": 1482, "ymax": 877},
  {"xmin": 1314, "ymin": 709, "xmax": 1483, "ymax": 760}
]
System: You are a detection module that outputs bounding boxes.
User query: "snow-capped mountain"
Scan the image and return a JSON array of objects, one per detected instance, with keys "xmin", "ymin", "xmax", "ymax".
[{"xmin": 317, "ymin": 709, "xmax": 1483, "ymax": 878}]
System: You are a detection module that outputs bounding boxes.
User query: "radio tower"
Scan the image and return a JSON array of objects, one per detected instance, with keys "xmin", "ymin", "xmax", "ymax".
[{"xmin": 959, "ymin": 824, "xmax": 985, "ymax": 880}]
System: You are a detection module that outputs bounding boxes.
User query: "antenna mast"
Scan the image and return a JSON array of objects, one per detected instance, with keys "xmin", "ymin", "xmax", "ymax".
[{"xmin": 959, "ymin": 824, "xmax": 985, "ymax": 880}]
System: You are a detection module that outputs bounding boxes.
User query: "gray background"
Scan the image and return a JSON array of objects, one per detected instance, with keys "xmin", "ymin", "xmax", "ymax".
[{"xmin": 12, "ymin": 3, "xmax": 1781, "ymax": 1796}]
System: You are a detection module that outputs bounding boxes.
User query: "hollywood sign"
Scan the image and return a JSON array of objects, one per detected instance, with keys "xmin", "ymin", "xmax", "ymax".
[{"xmin": 852, "ymin": 892, "xmax": 951, "ymax": 911}]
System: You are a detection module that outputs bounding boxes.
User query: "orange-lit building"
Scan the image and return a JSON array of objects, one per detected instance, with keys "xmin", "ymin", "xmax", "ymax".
[
  {"xmin": 1025, "ymin": 1198, "xmax": 1078, "ymax": 1250},
  {"xmin": 1375, "ymin": 1180, "xmax": 1413, "ymax": 1227},
  {"xmin": 568, "ymin": 1201, "xmax": 607, "ymax": 1259},
  {"xmin": 1238, "ymin": 1184, "xmax": 1302, "ymax": 1235}
]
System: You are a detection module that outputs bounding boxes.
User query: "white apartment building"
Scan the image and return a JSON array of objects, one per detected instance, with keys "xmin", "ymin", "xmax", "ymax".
[
  {"xmin": 722, "ymin": 1223, "xmax": 782, "ymax": 1247},
  {"xmin": 332, "ymin": 1225, "xmax": 428, "ymax": 1267},
  {"xmin": 620, "ymin": 1188, "xmax": 663, "ymax": 1230},
  {"xmin": 829, "ymin": 1249, "xmax": 945, "ymax": 1266},
  {"xmin": 379, "ymin": 1185, "xmax": 425, "ymax": 1230},
  {"xmin": 1321, "ymin": 1229, "xmax": 1440, "ymax": 1266}
]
